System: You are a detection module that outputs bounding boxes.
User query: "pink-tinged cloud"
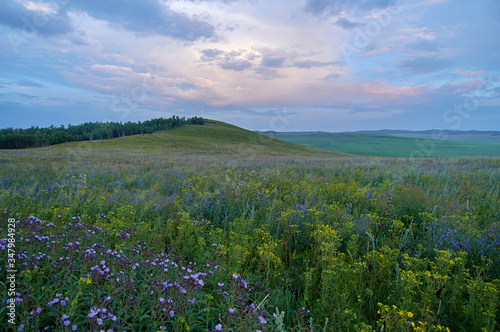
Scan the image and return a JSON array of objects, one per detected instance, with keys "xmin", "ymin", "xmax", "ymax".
[
  {"xmin": 453, "ymin": 69, "xmax": 486, "ymax": 78},
  {"xmin": 90, "ymin": 64, "xmax": 135, "ymax": 75},
  {"xmin": 439, "ymin": 81, "xmax": 483, "ymax": 94},
  {"xmin": 221, "ymin": 80, "xmax": 427, "ymax": 109},
  {"xmin": 355, "ymin": 82, "xmax": 422, "ymax": 97}
]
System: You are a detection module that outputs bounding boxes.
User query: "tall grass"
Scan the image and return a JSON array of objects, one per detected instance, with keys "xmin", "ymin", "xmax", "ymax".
[{"xmin": 1, "ymin": 150, "xmax": 499, "ymax": 331}]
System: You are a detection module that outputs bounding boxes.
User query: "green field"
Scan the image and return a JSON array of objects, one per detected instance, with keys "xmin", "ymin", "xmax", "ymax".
[
  {"xmin": 1, "ymin": 122, "xmax": 499, "ymax": 331},
  {"xmin": 354, "ymin": 130, "xmax": 500, "ymax": 144},
  {"xmin": 262, "ymin": 132, "xmax": 500, "ymax": 158}
]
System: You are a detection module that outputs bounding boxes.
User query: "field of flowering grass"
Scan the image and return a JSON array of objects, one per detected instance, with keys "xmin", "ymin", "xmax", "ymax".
[{"xmin": 1, "ymin": 126, "xmax": 499, "ymax": 331}]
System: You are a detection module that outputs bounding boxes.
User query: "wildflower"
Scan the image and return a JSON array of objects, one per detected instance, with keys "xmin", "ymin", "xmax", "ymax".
[
  {"xmin": 169, "ymin": 310, "xmax": 175, "ymax": 318},
  {"xmin": 215, "ymin": 324, "xmax": 222, "ymax": 331},
  {"xmin": 218, "ymin": 283, "xmax": 224, "ymax": 287},
  {"xmin": 258, "ymin": 316, "xmax": 267, "ymax": 324},
  {"xmin": 72, "ymin": 325, "xmax": 77, "ymax": 331},
  {"xmin": 64, "ymin": 320, "xmax": 70, "ymax": 327},
  {"xmin": 62, "ymin": 314, "xmax": 70, "ymax": 321},
  {"xmin": 228, "ymin": 308, "xmax": 235, "ymax": 313},
  {"xmin": 88, "ymin": 308, "xmax": 98, "ymax": 319},
  {"xmin": 96, "ymin": 318, "xmax": 103, "ymax": 325}
]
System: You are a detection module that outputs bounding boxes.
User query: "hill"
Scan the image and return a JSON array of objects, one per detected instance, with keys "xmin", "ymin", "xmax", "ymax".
[
  {"xmin": 260, "ymin": 131, "xmax": 500, "ymax": 158},
  {"xmin": 0, "ymin": 121, "xmax": 349, "ymax": 165}
]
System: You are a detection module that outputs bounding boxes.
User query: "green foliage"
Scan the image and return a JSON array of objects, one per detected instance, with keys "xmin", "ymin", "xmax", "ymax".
[{"xmin": 0, "ymin": 116, "xmax": 205, "ymax": 149}]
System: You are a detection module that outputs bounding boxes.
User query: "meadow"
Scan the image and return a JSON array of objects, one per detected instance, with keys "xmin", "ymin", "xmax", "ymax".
[{"xmin": 1, "ymin": 122, "xmax": 499, "ymax": 331}]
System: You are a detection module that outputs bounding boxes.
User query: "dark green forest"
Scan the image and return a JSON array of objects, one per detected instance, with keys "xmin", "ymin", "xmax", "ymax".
[{"xmin": 0, "ymin": 116, "xmax": 205, "ymax": 149}]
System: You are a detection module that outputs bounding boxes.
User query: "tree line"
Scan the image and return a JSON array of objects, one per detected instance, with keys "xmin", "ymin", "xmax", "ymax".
[{"xmin": 0, "ymin": 116, "xmax": 205, "ymax": 149}]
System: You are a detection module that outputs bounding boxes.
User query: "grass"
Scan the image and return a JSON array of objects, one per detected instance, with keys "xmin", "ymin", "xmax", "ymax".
[
  {"xmin": 44, "ymin": 121, "xmax": 347, "ymax": 158},
  {"xmin": 262, "ymin": 132, "xmax": 500, "ymax": 158},
  {"xmin": 1, "ymin": 121, "xmax": 499, "ymax": 331}
]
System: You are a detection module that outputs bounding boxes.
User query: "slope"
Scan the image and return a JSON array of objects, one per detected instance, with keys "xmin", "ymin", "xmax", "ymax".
[{"xmin": 0, "ymin": 121, "xmax": 349, "ymax": 165}]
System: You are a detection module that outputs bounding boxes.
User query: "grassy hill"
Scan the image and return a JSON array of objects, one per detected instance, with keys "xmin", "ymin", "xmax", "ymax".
[
  {"xmin": 0, "ymin": 121, "xmax": 349, "ymax": 166},
  {"xmin": 261, "ymin": 132, "xmax": 500, "ymax": 158}
]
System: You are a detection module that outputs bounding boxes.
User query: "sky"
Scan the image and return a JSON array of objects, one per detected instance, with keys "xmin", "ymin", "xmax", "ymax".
[{"xmin": 0, "ymin": 0, "xmax": 499, "ymax": 132}]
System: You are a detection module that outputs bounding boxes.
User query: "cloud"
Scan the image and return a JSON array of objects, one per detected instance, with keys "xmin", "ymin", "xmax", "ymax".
[
  {"xmin": 335, "ymin": 18, "xmax": 362, "ymax": 29},
  {"xmin": 185, "ymin": 0, "xmax": 241, "ymax": 3},
  {"xmin": 293, "ymin": 60, "xmax": 346, "ymax": 68},
  {"xmin": 305, "ymin": 0, "xmax": 398, "ymax": 15},
  {"xmin": 406, "ymin": 39, "xmax": 439, "ymax": 52},
  {"xmin": 225, "ymin": 21, "xmax": 240, "ymax": 31},
  {"xmin": 200, "ymin": 49, "xmax": 225, "ymax": 61},
  {"xmin": 261, "ymin": 56, "xmax": 287, "ymax": 68},
  {"xmin": 18, "ymin": 80, "xmax": 44, "ymax": 88},
  {"xmin": 178, "ymin": 83, "xmax": 197, "ymax": 91},
  {"xmin": 199, "ymin": 49, "xmax": 257, "ymax": 71},
  {"xmin": 90, "ymin": 64, "xmax": 134, "ymax": 75},
  {"xmin": 453, "ymin": 69, "xmax": 486, "ymax": 78},
  {"xmin": 323, "ymin": 73, "xmax": 341, "ymax": 81},
  {"xmin": 219, "ymin": 60, "xmax": 253, "ymax": 71},
  {"xmin": 395, "ymin": 56, "xmax": 454, "ymax": 75},
  {"xmin": 0, "ymin": 0, "xmax": 215, "ymax": 41},
  {"xmin": 0, "ymin": 0, "xmax": 73, "ymax": 36},
  {"xmin": 68, "ymin": 0, "xmax": 215, "ymax": 41}
]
